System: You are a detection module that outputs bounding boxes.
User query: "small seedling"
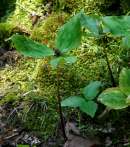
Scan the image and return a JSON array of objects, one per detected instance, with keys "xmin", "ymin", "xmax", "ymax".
[{"xmin": 61, "ymin": 81, "xmax": 102, "ymax": 117}]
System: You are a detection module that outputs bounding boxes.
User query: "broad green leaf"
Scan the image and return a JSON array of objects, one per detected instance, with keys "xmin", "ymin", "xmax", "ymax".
[
  {"xmin": 82, "ymin": 81, "xmax": 102, "ymax": 100},
  {"xmin": 80, "ymin": 101, "xmax": 98, "ymax": 117},
  {"xmin": 102, "ymin": 16, "xmax": 130, "ymax": 36},
  {"xmin": 55, "ymin": 13, "xmax": 82, "ymax": 53},
  {"xmin": 81, "ymin": 14, "xmax": 100, "ymax": 37},
  {"xmin": 11, "ymin": 34, "xmax": 54, "ymax": 58},
  {"xmin": 64, "ymin": 56, "xmax": 77, "ymax": 64},
  {"xmin": 98, "ymin": 88, "xmax": 128, "ymax": 109},
  {"xmin": 119, "ymin": 68, "xmax": 130, "ymax": 96},
  {"xmin": 61, "ymin": 96, "xmax": 85, "ymax": 107},
  {"xmin": 122, "ymin": 36, "xmax": 130, "ymax": 49}
]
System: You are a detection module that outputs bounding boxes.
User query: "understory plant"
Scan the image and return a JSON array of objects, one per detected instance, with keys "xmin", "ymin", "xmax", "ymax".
[
  {"xmin": 82, "ymin": 16, "xmax": 130, "ymax": 110},
  {"xmin": 98, "ymin": 68, "xmax": 130, "ymax": 109},
  {"xmin": 61, "ymin": 14, "xmax": 130, "ymax": 117},
  {"xmin": 11, "ymin": 12, "xmax": 82, "ymax": 140},
  {"xmin": 11, "ymin": 11, "xmax": 130, "ymax": 139},
  {"xmin": 61, "ymin": 81, "xmax": 102, "ymax": 117}
]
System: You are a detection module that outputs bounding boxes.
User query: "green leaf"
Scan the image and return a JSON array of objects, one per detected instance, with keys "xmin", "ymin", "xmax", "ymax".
[
  {"xmin": 126, "ymin": 95, "xmax": 130, "ymax": 105},
  {"xmin": 64, "ymin": 56, "xmax": 77, "ymax": 64},
  {"xmin": 61, "ymin": 96, "xmax": 97, "ymax": 117},
  {"xmin": 61, "ymin": 96, "xmax": 85, "ymax": 107},
  {"xmin": 11, "ymin": 34, "xmax": 54, "ymax": 58},
  {"xmin": 98, "ymin": 88, "xmax": 128, "ymax": 109},
  {"xmin": 80, "ymin": 101, "xmax": 98, "ymax": 117},
  {"xmin": 119, "ymin": 68, "xmax": 130, "ymax": 96},
  {"xmin": 50, "ymin": 57, "xmax": 64, "ymax": 68},
  {"xmin": 50, "ymin": 56, "xmax": 77, "ymax": 68},
  {"xmin": 55, "ymin": 13, "xmax": 82, "ymax": 53},
  {"xmin": 122, "ymin": 36, "xmax": 130, "ymax": 49},
  {"xmin": 82, "ymin": 81, "xmax": 102, "ymax": 100},
  {"xmin": 81, "ymin": 14, "xmax": 100, "ymax": 37},
  {"xmin": 102, "ymin": 16, "xmax": 130, "ymax": 36}
]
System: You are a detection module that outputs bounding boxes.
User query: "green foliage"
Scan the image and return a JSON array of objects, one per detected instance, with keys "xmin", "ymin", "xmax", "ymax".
[
  {"xmin": 11, "ymin": 12, "xmax": 130, "ymax": 115},
  {"xmin": 98, "ymin": 88, "xmax": 128, "ymax": 109},
  {"xmin": 55, "ymin": 12, "xmax": 82, "ymax": 52},
  {"xmin": 102, "ymin": 16, "xmax": 130, "ymax": 36},
  {"xmin": 61, "ymin": 96, "xmax": 85, "ymax": 107},
  {"xmin": 119, "ymin": 68, "xmax": 130, "ymax": 96},
  {"xmin": 11, "ymin": 12, "xmax": 83, "ymax": 67},
  {"xmin": 81, "ymin": 14, "xmax": 100, "ymax": 37},
  {"xmin": 82, "ymin": 81, "xmax": 102, "ymax": 100},
  {"xmin": 80, "ymin": 100, "xmax": 97, "ymax": 118},
  {"xmin": 50, "ymin": 56, "xmax": 77, "ymax": 68},
  {"xmin": 11, "ymin": 34, "xmax": 54, "ymax": 58},
  {"xmin": 6, "ymin": 9, "xmax": 128, "ymax": 142},
  {"xmin": 61, "ymin": 81, "xmax": 102, "ymax": 117},
  {"xmin": 98, "ymin": 68, "xmax": 130, "ymax": 109}
]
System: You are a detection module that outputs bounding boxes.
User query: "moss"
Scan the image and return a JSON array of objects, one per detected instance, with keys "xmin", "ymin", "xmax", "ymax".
[
  {"xmin": 31, "ymin": 12, "xmax": 69, "ymax": 46},
  {"xmin": 0, "ymin": 22, "xmax": 15, "ymax": 48},
  {"xmin": 0, "ymin": 92, "xmax": 20, "ymax": 104},
  {"xmin": 33, "ymin": 58, "xmax": 86, "ymax": 98},
  {"xmin": 20, "ymin": 95, "xmax": 59, "ymax": 139}
]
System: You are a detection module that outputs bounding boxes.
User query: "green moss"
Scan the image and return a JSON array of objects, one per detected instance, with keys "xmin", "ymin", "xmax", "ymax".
[
  {"xmin": 20, "ymin": 95, "xmax": 59, "ymax": 139},
  {"xmin": 0, "ymin": 92, "xmax": 20, "ymax": 104},
  {"xmin": 31, "ymin": 12, "xmax": 68, "ymax": 46},
  {"xmin": 0, "ymin": 22, "xmax": 15, "ymax": 47}
]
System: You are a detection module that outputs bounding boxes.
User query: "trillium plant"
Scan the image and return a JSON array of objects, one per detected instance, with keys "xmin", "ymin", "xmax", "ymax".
[
  {"xmin": 11, "ymin": 10, "xmax": 130, "ymax": 140},
  {"xmin": 61, "ymin": 81, "xmax": 102, "ymax": 117},
  {"xmin": 11, "ymin": 12, "xmax": 83, "ymax": 140}
]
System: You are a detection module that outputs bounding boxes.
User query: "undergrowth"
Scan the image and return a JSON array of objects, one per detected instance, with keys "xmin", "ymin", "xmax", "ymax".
[{"xmin": 1, "ymin": 0, "xmax": 130, "ymax": 141}]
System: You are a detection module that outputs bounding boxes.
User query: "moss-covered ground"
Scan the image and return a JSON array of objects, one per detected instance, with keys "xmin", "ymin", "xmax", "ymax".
[{"xmin": 1, "ymin": 0, "xmax": 130, "ymax": 146}]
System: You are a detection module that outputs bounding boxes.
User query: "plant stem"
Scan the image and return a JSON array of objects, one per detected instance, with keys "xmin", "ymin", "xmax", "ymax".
[
  {"xmin": 104, "ymin": 50, "xmax": 116, "ymax": 87},
  {"xmin": 56, "ymin": 67, "xmax": 67, "ymax": 141}
]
